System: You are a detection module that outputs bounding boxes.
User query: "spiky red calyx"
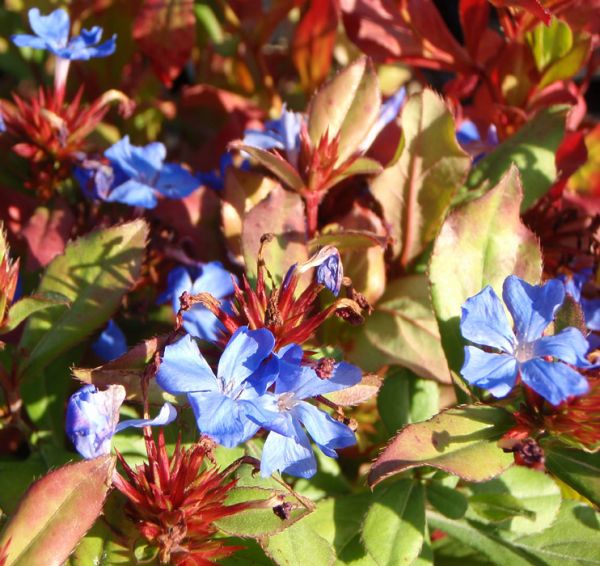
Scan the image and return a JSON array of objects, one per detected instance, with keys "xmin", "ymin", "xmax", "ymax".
[{"xmin": 113, "ymin": 432, "xmax": 249, "ymax": 565}]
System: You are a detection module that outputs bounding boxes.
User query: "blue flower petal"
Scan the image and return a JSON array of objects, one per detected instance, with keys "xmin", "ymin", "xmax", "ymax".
[
  {"xmin": 157, "ymin": 334, "xmax": 217, "ymax": 394},
  {"xmin": 156, "ymin": 164, "xmax": 199, "ymax": 198},
  {"xmin": 520, "ymin": 358, "xmax": 589, "ymax": 405},
  {"xmin": 533, "ymin": 327, "xmax": 590, "ymax": 366},
  {"xmin": 105, "ymin": 179, "xmax": 157, "ymax": 208},
  {"xmin": 457, "ymin": 119, "xmax": 481, "ymax": 145},
  {"xmin": 316, "ymin": 251, "xmax": 343, "ymax": 296},
  {"xmin": 28, "ymin": 8, "xmax": 70, "ymax": 47},
  {"xmin": 245, "ymin": 395, "xmax": 297, "ymax": 436},
  {"xmin": 460, "ymin": 286, "xmax": 515, "ymax": 352},
  {"xmin": 183, "ymin": 308, "xmax": 224, "ymax": 342},
  {"xmin": 242, "ymin": 130, "xmax": 285, "ymax": 151},
  {"xmin": 461, "ymin": 346, "xmax": 518, "ymax": 397},
  {"xmin": 277, "ymin": 362, "xmax": 362, "ymax": 398},
  {"xmin": 160, "ymin": 266, "xmax": 193, "ymax": 310},
  {"xmin": 115, "ymin": 402, "xmax": 177, "ymax": 433},
  {"xmin": 190, "ymin": 262, "xmax": 235, "ymax": 299},
  {"xmin": 260, "ymin": 425, "xmax": 316, "ymax": 478},
  {"xmin": 11, "ymin": 34, "xmax": 49, "ymax": 50},
  {"xmin": 583, "ymin": 298, "xmax": 600, "ymax": 331},
  {"xmin": 217, "ymin": 326, "xmax": 275, "ymax": 387},
  {"xmin": 503, "ymin": 276, "xmax": 565, "ymax": 342},
  {"xmin": 188, "ymin": 391, "xmax": 259, "ymax": 448},
  {"xmin": 294, "ymin": 401, "xmax": 356, "ymax": 458},
  {"xmin": 92, "ymin": 320, "xmax": 127, "ymax": 361}
]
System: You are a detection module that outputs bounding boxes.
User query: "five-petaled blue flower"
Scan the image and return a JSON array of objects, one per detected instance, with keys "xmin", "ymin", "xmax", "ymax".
[
  {"xmin": 159, "ymin": 262, "xmax": 236, "ymax": 341},
  {"xmin": 66, "ymin": 384, "xmax": 176, "ymax": 459},
  {"xmin": 246, "ymin": 345, "xmax": 360, "ymax": 478},
  {"xmin": 156, "ymin": 327, "xmax": 277, "ymax": 448},
  {"xmin": 460, "ymin": 275, "xmax": 590, "ymax": 406},
  {"xmin": 12, "ymin": 8, "xmax": 116, "ymax": 60},
  {"xmin": 96, "ymin": 136, "xmax": 199, "ymax": 208}
]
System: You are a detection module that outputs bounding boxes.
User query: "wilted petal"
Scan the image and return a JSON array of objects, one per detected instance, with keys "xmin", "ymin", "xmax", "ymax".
[
  {"xmin": 157, "ymin": 334, "xmax": 217, "ymax": 394},
  {"xmin": 65, "ymin": 384, "xmax": 125, "ymax": 459},
  {"xmin": 217, "ymin": 326, "xmax": 275, "ymax": 388},
  {"xmin": 520, "ymin": 358, "xmax": 589, "ymax": 406},
  {"xmin": 260, "ymin": 425, "xmax": 316, "ymax": 478},
  {"xmin": 503, "ymin": 276, "xmax": 564, "ymax": 342},
  {"xmin": 460, "ymin": 286, "xmax": 515, "ymax": 352},
  {"xmin": 533, "ymin": 327, "xmax": 590, "ymax": 366},
  {"xmin": 188, "ymin": 391, "xmax": 259, "ymax": 448},
  {"xmin": 461, "ymin": 346, "xmax": 518, "ymax": 398},
  {"xmin": 316, "ymin": 250, "xmax": 343, "ymax": 296},
  {"xmin": 115, "ymin": 402, "xmax": 177, "ymax": 432},
  {"xmin": 294, "ymin": 402, "xmax": 356, "ymax": 458},
  {"xmin": 92, "ymin": 320, "xmax": 127, "ymax": 361}
]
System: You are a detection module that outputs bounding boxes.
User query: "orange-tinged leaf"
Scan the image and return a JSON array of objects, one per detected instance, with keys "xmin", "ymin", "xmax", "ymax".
[
  {"xmin": 133, "ymin": 0, "xmax": 196, "ymax": 87},
  {"xmin": 292, "ymin": 0, "xmax": 339, "ymax": 92},
  {"xmin": 488, "ymin": 0, "xmax": 551, "ymax": 24},
  {"xmin": 368, "ymin": 405, "xmax": 514, "ymax": 487}
]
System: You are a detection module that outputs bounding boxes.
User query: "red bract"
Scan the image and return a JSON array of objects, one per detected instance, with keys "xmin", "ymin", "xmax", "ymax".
[
  {"xmin": 1, "ymin": 87, "xmax": 132, "ymax": 200},
  {"xmin": 178, "ymin": 241, "xmax": 365, "ymax": 349},
  {"xmin": 113, "ymin": 432, "xmax": 248, "ymax": 565}
]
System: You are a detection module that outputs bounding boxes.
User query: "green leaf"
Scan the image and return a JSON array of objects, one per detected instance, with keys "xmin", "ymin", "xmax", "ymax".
[
  {"xmin": 465, "ymin": 107, "xmax": 566, "ymax": 211},
  {"xmin": 554, "ymin": 294, "xmax": 587, "ymax": 334},
  {"xmin": 468, "ymin": 465, "xmax": 561, "ymax": 534},
  {"xmin": 261, "ymin": 519, "xmax": 336, "ymax": 566},
  {"xmin": 0, "ymin": 292, "xmax": 70, "ymax": 334},
  {"xmin": 368, "ymin": 405, "xmax": 514, "ymax": 487},
  {"xmin": 231, "ymin": 144, "xmax": 305, "ymax": 192},
  {"xmin": 378, "ymin": 367, "xmax": 440, "ymax": 437},
  {"xmin": 361, "ymin": 479, "xmax": 425, "ymax": 566},
  {"xmin": 68, "ymin": 519, "xmax": 131, "ymax": 565},
  {"xmin": 544, "ymin": 444, "xmax": 600, "ymax": 508},
  {"xmin": 323, "ymin": 157, "xmax": 383, "ymax": 190},
  {"xmin": 539, "ymin": 37, "xmax": 590, "ymax": 89},
  {"xmin": 428, "ymin": 511, "xmax": 533, "ymax": 566},
  {"xmin": 426, "ymin": 482, "xmax": 468, "ymax": 520},
  {"xmin": 307, "ymin": 56, "xmax": 380, "ymax": 164},
  {"xmin": 370, "ymin": 89, "xmax": 470, "ymax": 267},
  {"xmin": 0, "ymin": 454, "xmax": 47, "ymax": 515},
  {"xmin": 527, "ymin": 18, "xmax": 573, "ymax": 71},
  {"xmin": 508, "ymin": 500, "xmax": 600, "ymax": 565},
  {"xmin": 214, "ymin": 484, "xmax": 314, "ymax": 538},
  {"xmin": 309, "ymin": 229, "xmax": 387, "ymax": 253},
  {"xmin": 242, "ymin": 184, "xmax": 308, "ymax": 282},
  {"xmin": 358, "ymin": 274, "xmax": 451, "ymax": 383},
  {"xmin": 0, "ymin": 455, "xmax": 115, "ymax": 566},
  {"xmin": 17, "ymin": 220, "xmax": 148, "ymax": 378},
  {"xmin": 430, "ymin": 165, "xmax": 542, "ymax": 376}
]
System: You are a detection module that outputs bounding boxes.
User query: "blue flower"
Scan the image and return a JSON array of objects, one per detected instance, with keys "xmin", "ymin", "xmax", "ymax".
[
  {"xmin": 247, "ymin": 345, "xmax": 360, "ymax": 478},
  {"xmin": 66, "ymin": 384, "xmax": 176, "ymax": 459},
  {"xmin": 456, "ymin": 119, "xmax": 498, "ymax": 163},
  {"xmin": 315, "ymin": 248, "xmax": 343, "ymax": 296},
  {"xmin": 560, "ymin": 268, "xmax": 600, "ymax": 332},
  {"xmin": 460, "ymin": 275, "xmax": 590, "ymax": 405},
  {"xmin": 92, "ymin": 320, "xmax": 128, "ymax": 361},
  {"xmin": 12, "ymin": 8, "xmax": 116, "ymax": 60},
  {"xmin": 243, "ymin": 105, "xmax": 304, "ymax": 168},
  {"xmin": 156, "ymin": 327, "xmax": 277, "ymax": 448},
  {"xmin": 80, "ymin": 137, "xmax": 199, "ymax": 208},
  {"xmin": 159, "ymin": 262, "xmax": 236, "ymax": 341}
]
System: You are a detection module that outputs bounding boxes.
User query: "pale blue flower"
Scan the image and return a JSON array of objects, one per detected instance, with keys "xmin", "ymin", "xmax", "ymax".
[
  {"xmin": 460, "ymin": 275, "xmax": 590, "ymax": 405},
  {"xmin": 12, "ymin": 8, "xmax": 116, "ymax": 60},
  {"xmin": 156, "ymin": 327, "xmax": 276, "ymax": 448}
]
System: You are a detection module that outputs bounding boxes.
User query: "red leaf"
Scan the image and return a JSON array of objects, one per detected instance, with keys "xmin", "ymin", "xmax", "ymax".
[
  {"xmin": 340, "ymin": 0, "xmax": 472, "ymax": 72},
  {"xmin": 488, "ymin": 0, "xmax": 551, "ymax": 25},
  {"xmin": 292, "ymin": 0, "xmax": 339, "ymax": 92},
  {"xmin": 133, "ymin": 0, "xmax": 196, "ymax": 87},
  {"xmin": 20, "ymin": 200, "xmax": 75, "ymax": 271},
  {"xmin": 459, "ymin": 0, "xmax": 491, "ymax": 58}
]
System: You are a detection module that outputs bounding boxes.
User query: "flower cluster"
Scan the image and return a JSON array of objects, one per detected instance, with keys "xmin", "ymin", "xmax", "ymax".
[{"xmin": 157, "ymin": 326, "xmax": 360, "ymax": 478}]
